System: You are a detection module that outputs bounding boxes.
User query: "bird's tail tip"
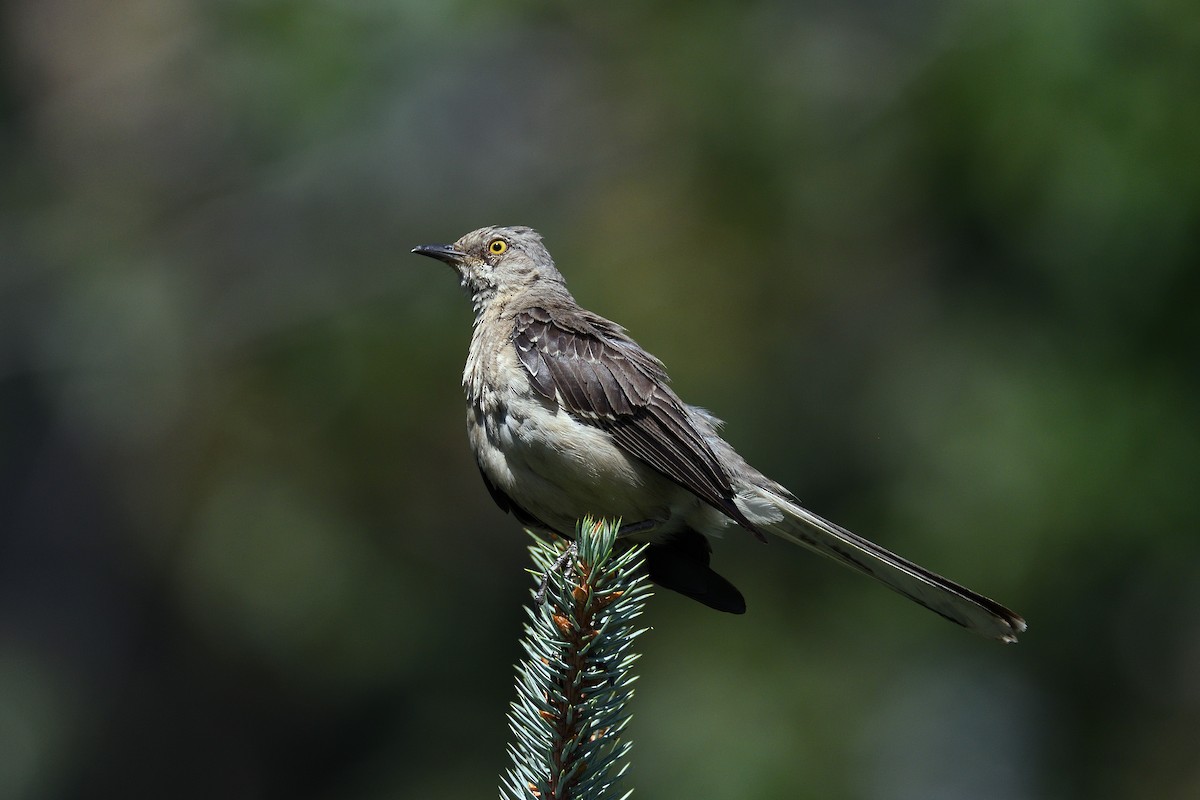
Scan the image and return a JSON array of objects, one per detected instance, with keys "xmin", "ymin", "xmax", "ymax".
[{"xmin": 996, "ymin": 613, "xmax": 1028, "ymax": 644}]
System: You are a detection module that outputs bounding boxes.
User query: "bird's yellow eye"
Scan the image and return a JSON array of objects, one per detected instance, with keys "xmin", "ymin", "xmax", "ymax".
[{"xmin": 488, "ymin": 238, "xmax": 508, "ymax": 255}]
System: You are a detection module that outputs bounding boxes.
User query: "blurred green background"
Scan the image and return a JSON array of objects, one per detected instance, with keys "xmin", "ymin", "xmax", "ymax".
[{"xmin": 2, "ymin": 1, "xmax": 1198, "ymax": 798}]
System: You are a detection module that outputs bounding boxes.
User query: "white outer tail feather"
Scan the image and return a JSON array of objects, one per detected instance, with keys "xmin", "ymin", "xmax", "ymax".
[{"xmin": 738, "ymin": 487, "xmax": 1027, "ymax": 642}]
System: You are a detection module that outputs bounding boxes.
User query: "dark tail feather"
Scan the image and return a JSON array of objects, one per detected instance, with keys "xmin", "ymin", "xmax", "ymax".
[
  {"xmin": 759, "ymin": 494, "xmax": 1026, "ymax": 642},
  {"xmin": 636, "ymin": 528, "xmax": 746, "ymax": 614}
]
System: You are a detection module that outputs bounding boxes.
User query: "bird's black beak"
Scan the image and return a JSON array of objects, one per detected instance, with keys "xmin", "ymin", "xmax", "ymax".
[{"xmin": 411, "ymin": 243, "xmax": 466, "ymax": 265}]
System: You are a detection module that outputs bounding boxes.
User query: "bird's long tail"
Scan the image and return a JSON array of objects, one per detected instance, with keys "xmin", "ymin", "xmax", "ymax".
[{"xmin": 738, "ymin": 487, "xmax": 1026, "ymax": 642}]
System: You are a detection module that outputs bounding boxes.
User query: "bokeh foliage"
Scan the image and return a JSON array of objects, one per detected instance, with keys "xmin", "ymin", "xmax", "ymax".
[{"xmin": 1, "ymin": 1, "xmax": 1198, "ymax": 799}]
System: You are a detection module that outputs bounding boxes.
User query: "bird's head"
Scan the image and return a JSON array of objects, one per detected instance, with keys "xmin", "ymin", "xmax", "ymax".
[{"xmin": 412, "ymin": 225, "xmax": 564, "ymax": 314}]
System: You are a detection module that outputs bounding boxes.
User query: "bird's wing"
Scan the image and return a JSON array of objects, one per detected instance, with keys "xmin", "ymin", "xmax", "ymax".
[{"xmin": 511, "ymin": 305, "xmax": 761, "ymax": 536}]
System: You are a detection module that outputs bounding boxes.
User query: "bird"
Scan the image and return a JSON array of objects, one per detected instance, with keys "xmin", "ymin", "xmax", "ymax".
[{"xmin": 413, "ymin": 225, "xmax": 1026, "ymax": 642}]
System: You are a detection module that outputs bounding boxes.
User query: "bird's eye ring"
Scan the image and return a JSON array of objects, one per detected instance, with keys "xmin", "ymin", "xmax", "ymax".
[{"xmin": 488, "ymin": 238, "xmax": 508, "ymax": 255}]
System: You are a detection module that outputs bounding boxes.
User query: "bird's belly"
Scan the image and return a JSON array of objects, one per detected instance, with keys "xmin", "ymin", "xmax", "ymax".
[{"xmin": 469, "ymin": 397, "xmax": 687, "ymax": 535}]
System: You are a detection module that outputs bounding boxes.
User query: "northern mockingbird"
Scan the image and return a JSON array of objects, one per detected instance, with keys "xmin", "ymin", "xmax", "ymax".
[{"xmin": 413, "ymin": 225, "xmax": 1026, "ymax": 642}]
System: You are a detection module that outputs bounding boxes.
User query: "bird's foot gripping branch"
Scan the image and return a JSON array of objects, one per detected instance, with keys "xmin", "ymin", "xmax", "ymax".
[{"xmin": 502, "ymin": 519, "xmax": 652, "ymax": 800}]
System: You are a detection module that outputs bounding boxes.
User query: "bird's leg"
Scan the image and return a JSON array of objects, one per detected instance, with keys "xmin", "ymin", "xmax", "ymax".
[{"xmin": 534, "ymin": 540, "xmax": 578, "ymax": 605}]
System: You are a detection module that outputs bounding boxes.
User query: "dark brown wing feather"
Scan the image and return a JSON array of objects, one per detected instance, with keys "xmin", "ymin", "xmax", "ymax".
[{"xmin": 512, "ymin": 305, "xmax": 761, "ymax": 536}]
